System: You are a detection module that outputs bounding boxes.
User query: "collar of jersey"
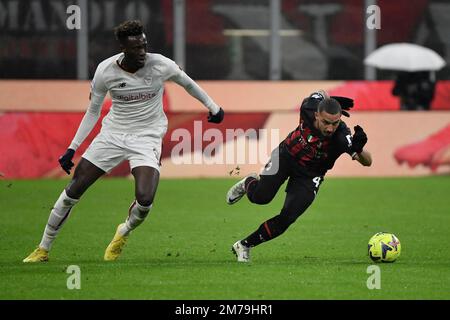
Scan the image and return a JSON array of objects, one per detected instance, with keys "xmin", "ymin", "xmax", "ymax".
[{"xmin": 116, "ymin": 54, "xmax": 143, "ymax": 75}]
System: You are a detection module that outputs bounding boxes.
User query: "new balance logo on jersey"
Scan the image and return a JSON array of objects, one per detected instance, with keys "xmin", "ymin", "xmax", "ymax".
[{"xmin": 116, "ymin": 82, "xmax": 127, "ymax": 88}]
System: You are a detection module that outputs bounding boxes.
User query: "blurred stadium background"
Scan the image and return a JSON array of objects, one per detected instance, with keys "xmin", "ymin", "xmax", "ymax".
[
  {"xmin": 1, "ymin": 0, "xmax": 449, "ymax": 300},
  {"xmin": 1, "ymin": 0, "xmax": 450, "ymax": 178}
]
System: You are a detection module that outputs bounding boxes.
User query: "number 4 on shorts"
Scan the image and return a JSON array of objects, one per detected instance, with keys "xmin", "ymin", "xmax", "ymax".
[{"xmin": 312, "ymin": 176, "xmax": 322, "ymax": 188}]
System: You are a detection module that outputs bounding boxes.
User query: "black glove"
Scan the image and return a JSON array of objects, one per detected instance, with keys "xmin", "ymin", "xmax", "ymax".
[
  {"xmin": 58, "ymin": 148, "xmax": 75, "ymax": 175},
  {"xmin": 331, "ymin": 96, "xmax": 354, "ymax": 117},
  {"xmin": 351, "ymin": 125, "xmax": 368, "ymax": 154},
  {"xmin": 207, "ymin": 107, "xmax": 224, "ymax": 124}
]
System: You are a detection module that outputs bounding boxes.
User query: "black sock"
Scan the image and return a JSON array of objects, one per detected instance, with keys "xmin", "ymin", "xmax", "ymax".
[
  {"xmin": 241, "ymin": 215, "xmax": 286, "ymax": 247},
  {"xmin": 242, "ymin": 221, "xmax": 271, "ymax": 247},
  {"xmin": 242, "ymin": 215, "xmax": 290, "ymax": 248}
]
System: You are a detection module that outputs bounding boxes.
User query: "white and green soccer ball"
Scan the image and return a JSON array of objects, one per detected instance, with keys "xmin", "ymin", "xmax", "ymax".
[{"xmin": 368, "ymin": 232, "xmax": 401, "ymax": 263}]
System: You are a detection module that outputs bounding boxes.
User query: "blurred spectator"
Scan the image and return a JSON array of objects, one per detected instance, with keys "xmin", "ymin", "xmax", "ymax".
[{"xmin": 392, "ymin": 71, "xmax": 436, "ymax": 110}]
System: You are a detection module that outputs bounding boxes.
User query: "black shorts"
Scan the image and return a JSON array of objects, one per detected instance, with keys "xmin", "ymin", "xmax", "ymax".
[{"xmin": 248, "ymin": 146, "xmax": 324, "ymax": 223}]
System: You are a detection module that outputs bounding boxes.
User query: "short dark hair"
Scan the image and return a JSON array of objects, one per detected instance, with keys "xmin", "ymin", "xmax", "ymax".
[
  {"xmin": 317, "ymin": 98, "xmax": 342, "ymax": 115},
  {"xmin": 114, "ymin": 20, "xmax": 144, "ymax": 43}
]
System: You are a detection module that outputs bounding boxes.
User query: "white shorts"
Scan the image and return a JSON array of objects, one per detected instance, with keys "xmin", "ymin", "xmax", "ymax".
[{"xmin": 82, "ymin": 131, "xmax": 162, "ymax": 173}]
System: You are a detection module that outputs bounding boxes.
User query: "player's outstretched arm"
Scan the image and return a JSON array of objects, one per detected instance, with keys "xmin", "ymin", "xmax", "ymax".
[
  {"xmin": 170, "ymin": 71, "xmax": 224, "ymax": 124},
  {"xmin": 354, "ymin": 150, "xmax": 372, "ymax": 166}
]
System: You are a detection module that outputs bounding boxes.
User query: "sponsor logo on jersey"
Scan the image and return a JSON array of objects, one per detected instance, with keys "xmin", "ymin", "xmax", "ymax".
[{"xmin": 115, "ymin": 92, "xmax": 157, "ymax": 102}]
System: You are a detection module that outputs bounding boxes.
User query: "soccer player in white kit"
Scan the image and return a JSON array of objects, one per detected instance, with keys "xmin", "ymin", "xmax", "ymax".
[{"xmin": 23, "ymin": 20, "xmax": 224, "ymax": 262}]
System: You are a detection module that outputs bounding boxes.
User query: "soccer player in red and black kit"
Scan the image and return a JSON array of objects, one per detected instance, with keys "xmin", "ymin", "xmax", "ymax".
[{"xmin": 226, "ymin": 90, "xmax": 372, "ymax": 262}]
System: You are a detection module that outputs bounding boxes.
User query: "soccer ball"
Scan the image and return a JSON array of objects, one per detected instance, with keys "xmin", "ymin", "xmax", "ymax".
[{"xmin": 368, "ymin": 232, "xmax": 401, "ymax": 263}]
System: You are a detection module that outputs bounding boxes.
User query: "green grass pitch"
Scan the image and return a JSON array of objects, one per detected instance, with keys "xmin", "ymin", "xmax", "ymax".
[{"xmin": 1, "ymin": 176, "xmax": 449, "ymax": 299}]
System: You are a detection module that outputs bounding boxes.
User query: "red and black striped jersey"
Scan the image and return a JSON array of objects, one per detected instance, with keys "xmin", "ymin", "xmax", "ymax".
[{"xmin": 281, "ymin": 95, "xmax": 353, "ymax": 177}]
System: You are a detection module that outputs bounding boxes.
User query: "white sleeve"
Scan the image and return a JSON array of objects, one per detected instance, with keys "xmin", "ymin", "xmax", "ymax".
[
  {"xmin": 68, "ymin": 66, "xmax": 108, "ymax": 151},
  {"xmin": 166, "ymin": 62, "xmax": 220, "ymax": 115}
]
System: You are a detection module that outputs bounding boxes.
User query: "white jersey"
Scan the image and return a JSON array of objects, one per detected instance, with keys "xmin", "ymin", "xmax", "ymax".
[{"xmin": 69, "ymin": 53, "xmax": 220, "ymax": 151}]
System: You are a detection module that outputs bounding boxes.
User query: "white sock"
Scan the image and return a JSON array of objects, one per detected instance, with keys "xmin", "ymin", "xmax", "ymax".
[
  {"xmin": 119, "ymin": 201, "xmax": 152, "ymax": 236},
  {"xmin": 39, "ymin": 190, "xmax": 79, "ymax": 251}
]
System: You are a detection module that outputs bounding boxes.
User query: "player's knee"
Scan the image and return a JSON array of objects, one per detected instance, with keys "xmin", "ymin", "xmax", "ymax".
[
  {"xmin": 135, "ymin": 192, "xmax": 154, "ymax": 207},
  {"xmin": 65, "ymin": 181, "xmax": 83, "ymax": 199},
  {"xmin": 136, "ymin": 198, "xmax": 153, "ymax": 207},
  {"xmin": 66, "ymin": 174, "xmax": 97, "ymax": 199}
]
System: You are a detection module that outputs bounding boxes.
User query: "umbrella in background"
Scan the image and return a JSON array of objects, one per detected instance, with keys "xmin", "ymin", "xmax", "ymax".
[{"xmin": 364, "ymin": 43, "xmax": 446, "ymax": 72}]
